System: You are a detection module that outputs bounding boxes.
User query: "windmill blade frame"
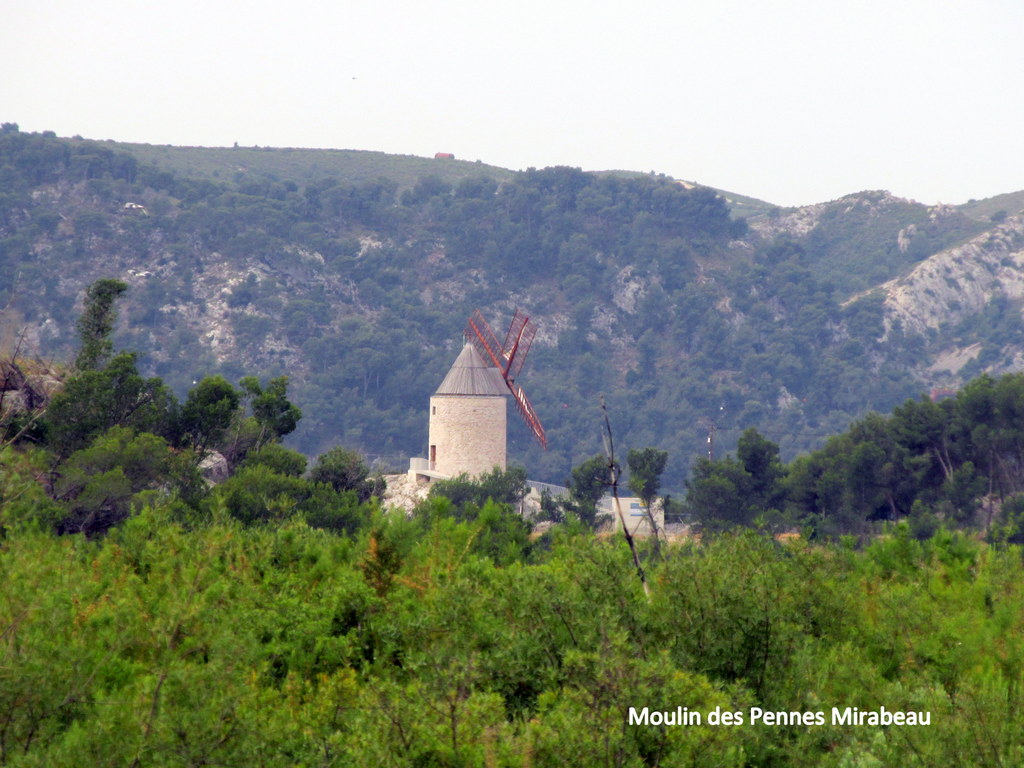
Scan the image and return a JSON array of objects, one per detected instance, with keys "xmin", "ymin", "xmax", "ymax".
[
  {"xmin": 505, "ymin": 319, "xmax": 537, "ymax": 381},
  {"xmin": 464, "ymin": 308, "xmax": 547, "ymax": 450},
  {"xmin": 509, "ymin": 381, "xmax": 547, "ymax": 450},
  {"xmin": 465, "ymin": 310, "xmax": 503, "ymax": 370}
]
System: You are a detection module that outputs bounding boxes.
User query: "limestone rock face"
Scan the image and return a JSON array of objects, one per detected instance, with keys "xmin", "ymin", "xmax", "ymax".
[
  {"xmin": 380, "ymin": 473, "xmax": 432, "ymax": 514},
  {"xmin": 0, "ymin": 362, "xmax": 62, "ymax": 414},
  {"xmin": 880, "ymin": 215, "xmax": 1024, "ymax": 336},
  {"xmin": 23, "ymin": 375, "xmax": 62, "ymax": 409},
  {"xmin": 0, "ymin": 361, "xmax": 26, "ymax": 393},
  {"xmin": 199, "ymin": 451, "xmax": 230, "ymax": 485}
]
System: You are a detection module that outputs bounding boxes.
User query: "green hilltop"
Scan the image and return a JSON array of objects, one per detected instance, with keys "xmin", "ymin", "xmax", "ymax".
[
  {"xmin": 106, "ymin": 139, "xmax": 516, "ymax": 190},
  {"xmin": 957, "ymin": 189, "xmax": 1024, "ymax": 222}
]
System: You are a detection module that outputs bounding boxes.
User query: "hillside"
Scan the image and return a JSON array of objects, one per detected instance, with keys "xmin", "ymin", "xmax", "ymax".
[
  {"xmin": 109, "ymin": 140, "xmax": 775, "ymax": 220},
  {"xmin": 879, "ymin": 214, "xmax": 1024, "ymax": 336},
  {"xmin": 2, "ymin": 126, "xmax": 1022, "ymax": 492},
  {"xmin": 957, "ymin": 189, "xmax": 1024, "ymax": 222},
  {"xmin": 107, "ymin": 140, "xmax": 516, "ymax": 192}
]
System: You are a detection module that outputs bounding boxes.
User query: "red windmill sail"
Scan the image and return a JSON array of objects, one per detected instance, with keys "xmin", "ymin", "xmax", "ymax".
[
  {"xmin": 464, "ymin": 309, "xmax": 547, "ymax": 450},
  {"xmin": 502, "ymin": 308, "xmax": 537, "ymax": 382},
  {"xmin": 465, "ymin": 309, "xmax": 503, "ymax": 369}
]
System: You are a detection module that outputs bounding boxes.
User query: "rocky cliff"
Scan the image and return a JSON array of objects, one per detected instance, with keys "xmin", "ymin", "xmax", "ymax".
[{"xmin": 881, "ymin": 214, "xmax": 1024, "ymax": 336}]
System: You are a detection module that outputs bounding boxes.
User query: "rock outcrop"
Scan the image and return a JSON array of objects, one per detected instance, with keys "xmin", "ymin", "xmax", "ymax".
[
  {"xmin": 0, "ymin": 360, "xmax": 63, "ymax": 415},
  {"xmin": 880, "ymin": 214, "xmax": 1024, "ymax": 336}
]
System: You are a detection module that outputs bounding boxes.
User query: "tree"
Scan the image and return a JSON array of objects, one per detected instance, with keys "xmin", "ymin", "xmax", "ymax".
[
  {"xmin": 179, "ymin": 375, "xmax": 241, "ymax": 455},
  {"xmin": 240, "ymin": 375, "xmax": 302, "ymax": 445},
  {"xmin": 736, "ymin": 428, "xmax": 785, "ymax": 513},
  {"xmin": 214, "ymin": 464, "xmax": 314, "ymax": 526},
  {"xmin": 45, "ymin": 352, "xmax": 176, "ymax": 457},
  {"xmin": 428, "ymin": 466, "xmax": 529, "ymax": 516},
  {"xmin": 686, "ymin": 431, "xmax": 785, "ymax": 533},
  {"xmin": 54, "ymin": 426, "xmax": 177, "ymax": 535},
  {"xmin": 469, "ymin": 498, "xmax": 532, "ymax": 565},
  {"xmin": 309, "ymin": 446, "xmax": 383, "ymax": 503},
  {"xmin": 567, "ymin": 454, "xmax": 611, "ymax": 528},
  {"xmin": 627, "ymin": 447, "xmax": 668, "ymax": 543},
  {"xmin": 475, "ymin": 465, "xmax": 529, "ymax": 506},
  {"xmin": 0, "ymin": 445, "xmax": 64, "ymax": 530},
  {"xmin": 685, "ymin": 456, "xmax": 751, "ymax": 532},
  {"xmin": 74, "ymin": 278, "xmax": 127, "ymax": 371},
  {"xmin": 239, "ymin": 443, "xmax": 307, "ymax": 477}
]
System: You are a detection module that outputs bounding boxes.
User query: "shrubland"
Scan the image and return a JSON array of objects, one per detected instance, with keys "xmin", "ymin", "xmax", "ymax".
[
  {"xmin": 2, "ymin": 494, "xmax": 1022, "ymax": 765},
  {"xmin": 3, "ymin": 282, "xmax": 1024, "ymax": 764}
]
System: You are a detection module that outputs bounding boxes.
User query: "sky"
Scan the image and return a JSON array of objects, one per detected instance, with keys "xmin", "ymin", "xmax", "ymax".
[{"xmin": 4, "ymin": 0, "xmax": 1022, "ymax": 208}]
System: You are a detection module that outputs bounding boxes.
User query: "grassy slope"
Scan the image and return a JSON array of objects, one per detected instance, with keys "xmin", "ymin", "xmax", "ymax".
[
  {"xmin": 958, "ymin": 189, "xmax": 1024, "ymax": 221},
  {"xmin": 105, "ymin": 140, "xmax": 516, "ymax": 190},
  {"xmin": 707, "ymin": 189, "xmax": 776, "ymax": 219},
  {"xmin": 107, "ymin": 139, "xmax": 776, "ymax": 217},
  {"xmin": 83, "ymin": 134, "xmax": 1024, "ymax": 224}
]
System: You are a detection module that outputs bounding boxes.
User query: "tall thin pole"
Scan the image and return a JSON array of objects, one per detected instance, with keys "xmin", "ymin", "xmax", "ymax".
[{"xmin": 601, "ymin": 398, "xmax": 650, "ymax": 599}]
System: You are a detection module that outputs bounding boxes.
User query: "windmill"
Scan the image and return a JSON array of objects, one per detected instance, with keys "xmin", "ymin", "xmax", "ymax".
[{"xmin": 464, "ymin": 308, "xmax": 547, "ymax": 450}]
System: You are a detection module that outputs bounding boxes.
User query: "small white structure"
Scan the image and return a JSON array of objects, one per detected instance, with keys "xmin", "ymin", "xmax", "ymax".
[
  {"xmin": 409, "ymin": 343, "xmax": 509, "ymax": 482},
  {"xmin": 603, "ymin": 496, "xmax": 665, "ymax": 538}
]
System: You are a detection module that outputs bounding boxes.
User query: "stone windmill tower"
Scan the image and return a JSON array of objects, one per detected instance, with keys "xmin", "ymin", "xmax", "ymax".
[
  {"xmin": 428, "ymin": 343, "xmax": 510, "ymax": 477},
  {"xmin": 415, "ymin": 309, "xmax": 546, "ymax": 480}
]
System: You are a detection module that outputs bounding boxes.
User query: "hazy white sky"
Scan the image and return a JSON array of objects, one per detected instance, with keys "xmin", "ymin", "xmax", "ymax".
[{"xmin": 4, "ymin": 0, "xmax": 1022, "ymax": 207}]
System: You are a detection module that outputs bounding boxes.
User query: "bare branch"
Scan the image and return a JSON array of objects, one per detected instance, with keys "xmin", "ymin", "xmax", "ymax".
[{"xmin": 601, "ymin": 398, "xmax": 650, "ymax": 599}]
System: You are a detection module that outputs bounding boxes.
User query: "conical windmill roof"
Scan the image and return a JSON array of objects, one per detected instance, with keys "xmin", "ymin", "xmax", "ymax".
[{"xmin": 435, "ymin": 344, "xmax": 509, "ymax": 396}]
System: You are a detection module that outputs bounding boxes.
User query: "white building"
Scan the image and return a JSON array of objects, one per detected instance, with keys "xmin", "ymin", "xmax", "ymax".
[{"xmin": 602, "ymin": 497, "xmax": 665, "ymax": 538}]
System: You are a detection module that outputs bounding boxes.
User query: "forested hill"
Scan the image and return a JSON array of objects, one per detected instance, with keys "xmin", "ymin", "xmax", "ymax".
[{"xmin": 1, "ymin": 125, "xmax": 1021, "ymax": 490}]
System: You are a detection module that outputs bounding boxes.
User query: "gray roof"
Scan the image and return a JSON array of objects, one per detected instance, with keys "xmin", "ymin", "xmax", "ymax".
[{"xmin": 435, "ymin": 344, "xmax": 509, "ymax": 396}]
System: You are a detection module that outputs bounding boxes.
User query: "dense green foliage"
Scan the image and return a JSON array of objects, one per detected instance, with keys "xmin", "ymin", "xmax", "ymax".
[
  {"xmin": 0, "ymin": 279, "xmax": 359, "ymax": 539},
  {"xmin": 795, "ymin": 190, "xmax": 982, "ymax": 293},
  {"xmin": 565, "ymin": 453, "xmax": 614, "ymax": 528},
  {"xmin": 111, "ymin": 140, "xmax": 517, "ymax": 193},
  {"xmin": 1, "ymin": 128, "xmax": 995, "ymax": 493},
  {"xmin": 45, "ymin": 352, "xmax": 177, "ymax": 458},
  {"xmin": 2, "ymin": 489, "xmax": 1023, "ymax": 765},
  {"xmin": 628, "ymin": 447, "xmax": 668, "ymax": 511},
  {"xmin": 309, "ymin": 445, "xmax": 385, "ymax": 504},
  {"xmin": 73, "ymin": 278, "xmax": 127, "ymax": 370},
  {"xmin": 428, "ymin": 465, "xmax": 529, "ymax": 514},
  {"xmin": 686, "ymin": 373, "xmax": 1024, "ymax": 541},
  {"xmin": 6, "ymin": 274, "xmax": 1024, "ymax": 763}
]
